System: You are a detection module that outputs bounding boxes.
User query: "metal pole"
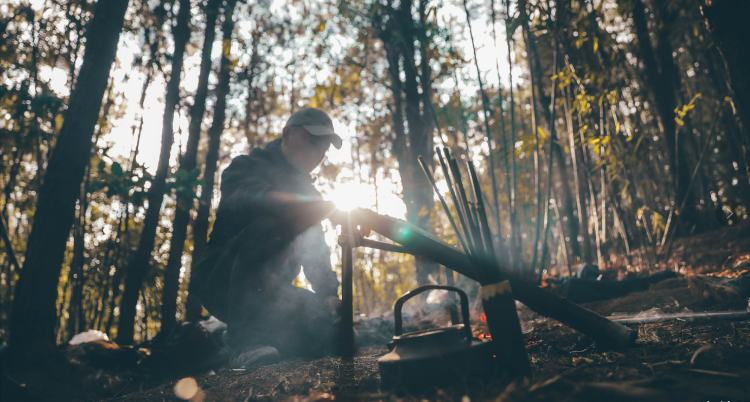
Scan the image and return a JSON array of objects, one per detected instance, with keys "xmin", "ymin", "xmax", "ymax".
[{"xmin": 338, "ymin": 215, "xmax": 355, "ymax": 358}]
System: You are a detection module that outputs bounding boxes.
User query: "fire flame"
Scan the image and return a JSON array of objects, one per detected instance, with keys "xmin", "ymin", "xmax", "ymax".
[{"xmin": 473, "ymin": 312, "xmax": 492, "ymax": 340}]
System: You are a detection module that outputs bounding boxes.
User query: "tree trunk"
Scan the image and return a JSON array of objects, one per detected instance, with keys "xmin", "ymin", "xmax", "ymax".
[
  {"xmin": 409, "ymin": 0, "xmax": 438, "ymax": 284},
  {"xmin": 161, "ymin": 0, "xmax": 222, "ymax": 335},
  {"xmin": 67, "ymin": 174, "xmax": 89, "ymax": 338},
  {"xmin": 8, "ymin": 0, "xmax": 129, "ymax": 356},
  {"xmin": 632, "ymin": 0, "xmax": 699, "ymax": 233},
  {"xmin": 463, "ymin": 0, "xmax": 501, "ymax": 250},
  {"xmin": 186, "ymin": 0, "xmax": 238, "ymax": 322},
  {"xmin": 117, "ymin": 0, "xmax": 191, "ymax": 345},
  {"xmin": 528, "ymin": 1, "xmax": 583, "ymax": 263},
  {"xmin": 562, "ymin": 90, "xmax": 594, "ymax": 265},
  {"xmin": 702, "ymin": 0, "xmax": 750, "ymax": 140},
  {"xmin": 0, "ymin": 215, "xmax": 19, "ymax": 274},
  {"xmin": 376, "ymin": 0, "xmax": 438, "ymax": 285}
]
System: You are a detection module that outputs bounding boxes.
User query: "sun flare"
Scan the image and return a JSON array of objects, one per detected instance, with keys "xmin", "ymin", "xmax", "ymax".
[{"xmin": 327, "ymin": 181, "xmax": 375, "ymax": 212}]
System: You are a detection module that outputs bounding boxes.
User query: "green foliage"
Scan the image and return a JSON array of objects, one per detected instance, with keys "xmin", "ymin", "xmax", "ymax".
[
  {"xmin": 168, "ymin": 167, "xmax": 201, "ymax": 211},
  {"xmin": 89, "ymin": 158, "xmax": 152, "ymax": 207}
]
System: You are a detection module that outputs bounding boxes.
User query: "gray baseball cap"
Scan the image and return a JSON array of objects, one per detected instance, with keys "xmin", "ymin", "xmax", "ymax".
[{"xmin": 284, "ymin": 107, "xmax": 343, "ymax": 149}]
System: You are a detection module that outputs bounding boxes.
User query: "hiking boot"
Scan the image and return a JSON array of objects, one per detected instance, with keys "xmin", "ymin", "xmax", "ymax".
[{"xmin": 228, "ymin": 346, "xmax": 280, "ymax": 369}]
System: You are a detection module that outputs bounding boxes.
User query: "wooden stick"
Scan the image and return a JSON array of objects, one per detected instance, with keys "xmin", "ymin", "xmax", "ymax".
[
  {"xmin": 446, "ymin": 150, "xmax": 483, "ymax": 255},
  {"xmin": 338, "ymin": 216, "xmax": 355, "ymax": 358},
  {"xmin": 436, "ymin": 147, "xmax": 475, "ymax": 254},
  {"xmin": 465, "ymin": 162, "xmax": 530, "ymax": 377},
  {"xmin": 356, "ymin": 237, "xmax": 409, "ymax": 254},
  {"xmin": 467, "ymin": 160, "xmax": 495, "ymax": 259},
  {"xmin": 418, "ymin": 155, "xmax": 470, "ymax": 253},
  {"xmin": 481, "ymin": 280, "xmax": 531, "ymax": 377},
  {"xmin": 468, "ymin": 202, "xmax": 486, "ymax": 257},
  {"xmin": 611, "ymin": 310, "xmax": 750, "ymax": 325}
]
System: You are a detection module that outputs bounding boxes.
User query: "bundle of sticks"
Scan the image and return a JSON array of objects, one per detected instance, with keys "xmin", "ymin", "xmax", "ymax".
[
  {"xmin": 419, "ymin": 147, "xmax": 531, "ymax": 377},
  {"xmin": 418, "ymin": 147, "xmax": 505, "ymax": 278}
]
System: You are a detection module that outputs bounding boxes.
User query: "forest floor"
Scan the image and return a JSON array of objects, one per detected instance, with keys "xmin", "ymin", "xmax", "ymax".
[{"xmin": 4, "ymin": 224, "xmax": 750, "ymax": 402}]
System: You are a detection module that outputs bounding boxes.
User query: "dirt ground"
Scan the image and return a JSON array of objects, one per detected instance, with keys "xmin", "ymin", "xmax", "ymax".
[
  {"xmin": 104, "ymin": 297, "xmax": 750, "ymax": 402},
  {"xmin": 3, "ymin": 224, "xmax": 750, "ymax": 402}
]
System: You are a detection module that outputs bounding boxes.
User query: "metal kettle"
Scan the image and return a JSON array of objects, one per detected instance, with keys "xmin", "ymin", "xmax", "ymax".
[{"xmin": 378, "ymin": 285, "xmax": 497, "ymax": 391}]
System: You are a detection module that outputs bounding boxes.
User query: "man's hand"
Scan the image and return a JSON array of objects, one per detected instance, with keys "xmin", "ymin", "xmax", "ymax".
[
  {"xmin": 329, "ymin": 208, "xmax": 372, "ymax": 238},
  {"xmin": 328, "ymin": 208, "xmax": 348, "ymax": 226}
]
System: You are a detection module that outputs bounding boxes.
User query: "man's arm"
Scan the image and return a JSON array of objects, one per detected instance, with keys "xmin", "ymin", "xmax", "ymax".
[
  {"xmin": 220, "ymin": 155, "xmax": 338, "ymax": 233},
  {"xmin": 219, "ymin": 155, "xmax": 273, "ymax": 216}
]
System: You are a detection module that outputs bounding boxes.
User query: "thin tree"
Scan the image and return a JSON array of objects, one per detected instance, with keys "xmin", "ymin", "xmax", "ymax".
[
  {"xmin": 8, "ymin": 0, "xmax": 130, "ymax": 356},
  {"xmin": 186, "ymin": 0, "xmax": 239, "ymax": 322},
  {"xmin": 503, "ymin": 0, "xmax": 521, "ymax": 271},
  {"xmin": 462, "ymin": 0, "xmax": 501, "ymax": 249},
  {"xmin": 374, "ymin": 0, "xmax": 439, "ymax": 285},
  {"xmin": 517, "ymin": 0, "xmax": 546, "ymax": 274},
  {"xmin": 102, "ymin": 12, "xmax": 163, "ymax": 336},
  {"xmin": 535, "ymin": 0, "xmax": 585, "ymax": 265},
  {"xmin": 561, "ymin": 81, "xmax": 594, "ymax": 265},
  {"xmin": 701, "ymin": 0, "xmax": 750, "ymax": 142},
  {"xmin": 66, "ymin": 81, "xmax": 117, "ymax": 339},
  {"xmin": 631, "ymin": 0, "xmax": 700, "ymax": 233},
  {"xmin": 160, "ymin": 0, "xmax": 222, "ymax": 336},
  {"xmin": 117, "ymin": 0, "xmax": 191, "ymax": 345}
]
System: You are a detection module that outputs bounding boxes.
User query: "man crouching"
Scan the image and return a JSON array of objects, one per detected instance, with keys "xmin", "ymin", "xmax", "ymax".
[{"xmin": 190, "ymin": 107, "xmax": 344, "ymax": 367}]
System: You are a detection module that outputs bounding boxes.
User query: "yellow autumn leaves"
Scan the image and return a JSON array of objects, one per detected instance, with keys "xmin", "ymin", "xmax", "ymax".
[{"xmin": 674, "ymin": 93, "xmax": 702, "ymax": 127}]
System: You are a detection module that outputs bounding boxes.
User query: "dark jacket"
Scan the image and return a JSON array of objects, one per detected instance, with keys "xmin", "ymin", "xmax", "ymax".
[{"xmin": 191, "ymin": 139, "xmax": 338, "ymax": 320}]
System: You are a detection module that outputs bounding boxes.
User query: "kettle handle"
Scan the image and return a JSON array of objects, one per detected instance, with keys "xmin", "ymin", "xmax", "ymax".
[{"xmin": 393, "ymin": 285, "xmax": 472, "ymax": 342}]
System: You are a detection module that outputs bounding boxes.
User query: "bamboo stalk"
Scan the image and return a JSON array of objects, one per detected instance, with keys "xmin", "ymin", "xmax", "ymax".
[
  {"xmin": 504, "ymin": 0, "xmax": 520, "ymax": 273},
  {"xmin": 523, "ymin": 1, "xmax": 544, "ymax": 276},
  {"xmin": 562, "ymin": 85, "xmax": 594, "ymax": 265},
  {"xmin": 537, "ymin": 48, "xmax": 559, "ymax": 282},
  {"xmin": 489, "ymin": 0, "xmax": 509, "ymax": 246}
]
